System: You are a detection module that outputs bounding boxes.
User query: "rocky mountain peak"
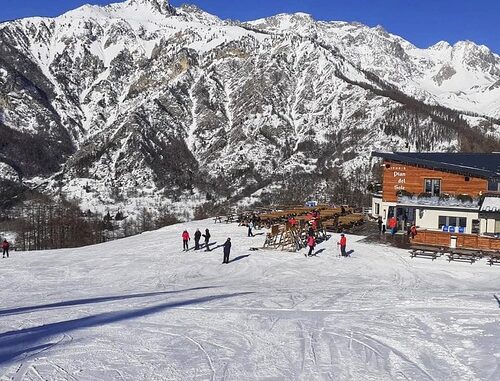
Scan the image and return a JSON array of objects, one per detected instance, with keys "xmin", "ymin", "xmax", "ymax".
[
  {"xmin": 429, "ymin": 41, "xmax": 452, "ymax": 51},
  {"xmin": 125, "ymin": 0, "xmax": 175, "ymax": 15}
]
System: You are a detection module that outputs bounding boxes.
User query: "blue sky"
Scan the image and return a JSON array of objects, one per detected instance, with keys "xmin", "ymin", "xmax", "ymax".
[{"xmin": 1, "ymin": 0, "xmax": 499, "ymax": 53}]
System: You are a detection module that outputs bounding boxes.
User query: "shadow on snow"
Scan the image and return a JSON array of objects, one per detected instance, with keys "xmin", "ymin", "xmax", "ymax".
[
  {"xmin": 229, "ymin": 255, "xmax": 250, "ymax": 263},
  {"xmin": 0, "ymin": 287, "xmax": 219, "ymax": 317},
  {"xmin": 0, "ymin": 291, "xmax": 253, "ymax": 365}
]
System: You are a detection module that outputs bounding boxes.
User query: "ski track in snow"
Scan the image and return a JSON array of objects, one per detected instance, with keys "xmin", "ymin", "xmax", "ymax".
[{"xmin": 0, "ymin": 219, "xmax": 499, "ymax": 380}]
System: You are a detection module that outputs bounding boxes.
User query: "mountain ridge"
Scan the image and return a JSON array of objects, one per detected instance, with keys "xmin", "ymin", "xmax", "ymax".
[{"xmin": 0, "ymin": 0, "xmax": 498, "ymax": 216}]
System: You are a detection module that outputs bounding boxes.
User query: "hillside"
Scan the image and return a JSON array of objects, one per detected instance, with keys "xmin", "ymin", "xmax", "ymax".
[
  {"xmin": 0, "ymin": 0, "xmax": 499, "ymax": 216},
  {"xmin": 1, "ymin": 220, "xmax": 499, "ymax": 380}
]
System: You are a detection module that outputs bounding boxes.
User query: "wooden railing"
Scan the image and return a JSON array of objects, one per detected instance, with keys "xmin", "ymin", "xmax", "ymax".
[{"xmin": 412, "ymin": 230, "xmax": 500, "ymax": 251}]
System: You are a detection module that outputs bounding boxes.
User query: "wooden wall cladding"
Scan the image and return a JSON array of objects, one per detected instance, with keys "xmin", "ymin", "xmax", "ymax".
[
  {"xmin": 413, "ymin": 230, "xmax": 500, "ymax": 251},
  {"xmin": 382, "ymin": 161, "xmax": 489, "ymax": 202}
]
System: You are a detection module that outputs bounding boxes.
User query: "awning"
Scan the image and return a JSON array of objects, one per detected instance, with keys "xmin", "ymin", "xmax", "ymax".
[{"xmin": 480, "ymin": 196, "xmax": 500, "ymax": 213}]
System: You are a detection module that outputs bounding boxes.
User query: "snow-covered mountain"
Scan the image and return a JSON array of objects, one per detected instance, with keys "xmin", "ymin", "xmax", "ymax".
[{"xmin": 0, "ymin": 0, "xmax": 499, "ymax": 215}]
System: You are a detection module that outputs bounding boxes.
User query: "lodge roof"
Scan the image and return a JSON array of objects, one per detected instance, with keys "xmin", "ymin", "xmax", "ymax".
[
  {"xmin": 480, "ymin": 195, "xmax": 500, "ymax": 213},
  {"xmin": 372, "ymin": 152, "xmax": 500, "ymax": 180}
]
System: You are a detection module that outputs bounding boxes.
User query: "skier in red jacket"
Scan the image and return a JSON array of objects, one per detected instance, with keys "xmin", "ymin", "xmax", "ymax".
[
  {"xmin": 306, "ymin": 235, "xmax": 316, "ymax": 257},
  {"xmin": 2, "ymin": 239, "xmax": 9, "ymax": 258},
  {"xmin": 337, "ymin": 234, "xmax": 347, "ymax": 257},
  {"xmin": 182, "ymin": 230, "xmax": 190, "ymax": 251}
]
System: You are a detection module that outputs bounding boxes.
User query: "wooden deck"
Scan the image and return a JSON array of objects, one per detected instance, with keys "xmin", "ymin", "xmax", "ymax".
[
  {"xmin": 411, "ymin": 230, "xmax": 500, "ymax": 251},
  {"xmin": 410, "ymin": 230, "xmax": 500, "ymax": 265}
]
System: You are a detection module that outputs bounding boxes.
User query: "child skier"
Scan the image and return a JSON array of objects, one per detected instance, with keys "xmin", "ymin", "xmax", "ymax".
[
  {"xmin": 306, "ymin": 235, "xmax": 316, "ymax": 257},
  {"xmin": 337, "ymin": 233, "xmax": 347, "ymax": 257},
  {"xmin": 182, "ymin": 230, "xmax": 190, "ymax": 251}
]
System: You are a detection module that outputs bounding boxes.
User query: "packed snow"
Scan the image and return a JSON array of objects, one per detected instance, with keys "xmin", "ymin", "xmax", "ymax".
[{"xmin": 1, "ymin": 220, "xmax": 499, "ymax": 380}]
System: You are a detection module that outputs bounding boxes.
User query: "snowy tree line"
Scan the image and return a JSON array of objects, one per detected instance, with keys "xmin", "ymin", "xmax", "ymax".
[{"xmin": 0, "ymin": 194, "xmax": 180, "ymax": 251}]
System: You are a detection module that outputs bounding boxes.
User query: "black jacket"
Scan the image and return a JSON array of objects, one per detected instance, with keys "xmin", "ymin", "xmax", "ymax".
[
  {"xmin": 223, "ymin": 240, "xmax": 231, "ymax": 254},
  {"xmin": 203, "ymin": 231, "xmax": 211, "ymax": 242},
  {"xmin": 194, "ymin": 230, "xmax": 202, "ymax": 240}
]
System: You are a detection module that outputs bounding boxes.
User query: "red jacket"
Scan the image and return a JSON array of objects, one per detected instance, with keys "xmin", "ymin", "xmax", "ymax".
[
  {"xmin": 338, "ymin": 236, "xmax": 347, "ymax": 247},
  {"xmin": 182, "ymin": 231, "xmax": 190, "ymax": 240},
  {"xmin": 2, "ymin": 241, "xmax": 9, "ymax": 249},
  {"xmin": 388, "ymin": 217, "xmax": 397, "ymax": 229},
  {"xmin": 307, "ymin": 236, "xmax": 316, "ymax": 247}
]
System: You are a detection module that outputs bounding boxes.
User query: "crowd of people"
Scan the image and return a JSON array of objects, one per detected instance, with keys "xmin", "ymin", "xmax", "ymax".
[
  {"xmin": 181, "ymin": 227, "xmax": 233, "ymax": 264},
  {"xmin": 181, "ymin": 218, "xmax": 351, "ymax": 263}
]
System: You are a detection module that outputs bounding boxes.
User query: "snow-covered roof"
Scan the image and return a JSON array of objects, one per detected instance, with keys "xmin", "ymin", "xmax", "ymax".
[
  {"xmin": 480, "ymin": 196, "xmax": 500, "ymax": 213},
  {"xmin": 372, "ymin": 152, "xmax": 500, "ymax": 179}
]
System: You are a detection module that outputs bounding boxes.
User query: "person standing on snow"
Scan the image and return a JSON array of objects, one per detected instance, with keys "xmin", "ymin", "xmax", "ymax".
[
  {"xmin": 337, "ymin": 233, "xmax": 347, "ymax": 257},
  {"xmin": 377, "ymin": 217, "xmax": 383, "ymax": 233},
  {"xmin": 306, "ymin": 235, "xmax": 316, "ymax": 257},
  {"xmin": 182, "ymin": 230, "xmax": 190, "ymax": 251},
  {"xmin": 194, "ymin": 229, "xmax": 202, "ymax": 250},
  {"xmin": 203, "ymin": 229, "xmax": 211, "ymax": 251},
  {"xmin": 247, "ymin": 221, "xmax": 254, "ymax": 237},
  {"xmin": 223, "ymin": 238, "xmax": 231, "ymax": 264},
  {"xmin": 2, "ymin": 239, "xmax": 9, "ymax": 258}
]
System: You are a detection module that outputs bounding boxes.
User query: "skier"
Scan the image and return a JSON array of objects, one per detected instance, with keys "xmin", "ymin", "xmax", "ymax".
[
  {"xmin": 2, "ymin": 239, "xmax": 9, "ymax": 258},
  {"xmin": 377, "ymin": 217, "xmax": 383, "ymax": 233},
  {"xmin": 203, "ymin": 228, "xmax": 211, "ymax": 251},
  {"xmin": 337, "ymin": 233, "xmax": 347, "ymax": 257},
  {"xmin": 306, "ymin": 235, "xmax": 316, "ymax": 257},
  {"xmin": 182, "ymin": 230, "xmax": 190, "ymax": 251},
  {"xmin": 222, "ymin": 238, "xmax": 231, "ymax": 264},
  {"xmin": 194, "ymin": 229, "xmax": 202, "ymax": 250},
  {"xmin": 247, "ymin": 221, "xmax": 254, "ymax": 237}
]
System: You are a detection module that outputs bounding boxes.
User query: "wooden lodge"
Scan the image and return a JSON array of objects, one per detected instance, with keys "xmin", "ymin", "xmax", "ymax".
[{"xmin": 371, "ymin": 152, "xmax": 500, "ymax": 252}]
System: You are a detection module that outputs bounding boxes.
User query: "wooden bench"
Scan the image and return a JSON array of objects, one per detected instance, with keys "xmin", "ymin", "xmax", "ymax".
[
  {"xmin": 409, "ymin": 245, "xmax": 444, "ymax": 260},
  {"xmin": 225, "ymin": 215, "xmax": 236, "ymax": 224},
  {"xmin": 446, "ymin": 249, "xmax": 482, "ymax": 264},
  {"xmin": 485, "ymin": 251, "xmax": 500, "ymax": 266}
]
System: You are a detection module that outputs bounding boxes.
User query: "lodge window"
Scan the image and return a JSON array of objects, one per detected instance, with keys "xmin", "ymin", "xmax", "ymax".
[
  {"xmin": 375, "ymin": 203, "xmax": 380, "ymax": 215},
  {"xmin": 488, "ymin": 181, "xmax": 500, "ymax": 191},
  {"xmin": 438, "ymin": 216, "xmax": 467, "ymax": 229},
  {"xmin": 424, "ymin": 179, "xmax": 441, "ymax": 196}
]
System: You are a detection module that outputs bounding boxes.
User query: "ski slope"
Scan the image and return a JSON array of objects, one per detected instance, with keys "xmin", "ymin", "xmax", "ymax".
[{"xmin": 0, "ymin": 220, "xmax": 499, "ymax": 380}]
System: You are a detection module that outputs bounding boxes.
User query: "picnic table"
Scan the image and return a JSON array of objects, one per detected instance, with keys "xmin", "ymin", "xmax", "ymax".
[
  {"xmin": 484, "ymin": 251, "xmax": 500, "ymax": 266},
  {"xmin": 409, "ymin": 245, "xmax": 444, "ymax": 260},
  {"xmin": 446, "ymin": 249, "xmax": 483, "ymax": 264}
]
